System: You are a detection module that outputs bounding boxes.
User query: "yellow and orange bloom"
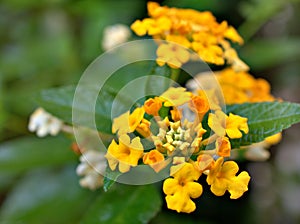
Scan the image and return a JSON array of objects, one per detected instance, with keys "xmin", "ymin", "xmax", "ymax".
[
  {"xmin": 131, "ymin": 2, "xmax": 248, "ymax": 70},
  {"xmin": 107, "ymin": 87, "xmax": 252, "ymax": 213},
  {"xmin": 206, "ymin": 157, "xmax": 250, "ymax": 199},
  {"xmin": 105, "ymin": 134, "xmax": 144, "ymax": 173},
  {"xmin": 214, "ymin": 68, "xmax": 276, "ymax": 104},
  {"xmin": 130, "ymin": 17, "xmax": 172, "ymax": 36},
  {"xmin": 163, "ymin": 163, "xmax": 202, "ymax": 213}
]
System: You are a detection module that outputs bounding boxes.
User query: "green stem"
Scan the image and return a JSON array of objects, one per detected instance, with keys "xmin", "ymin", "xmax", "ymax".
[{"xmin": 170, "ymin": 68, "xmax": 180, "ymax": 83}]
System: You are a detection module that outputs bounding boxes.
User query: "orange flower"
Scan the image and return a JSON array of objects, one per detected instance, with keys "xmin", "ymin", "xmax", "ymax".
[
  {"xmin": 143, "ymin": 149, "xmax": 166, "ymax": 172},
  {"xmin": 144, "ymin": 97, "xmax": 162, "ymax": 116},
  {"xmin": 170, "ymin": 107, "xmax": 182, "ymax": 121},
  {"xmin": 189, "ymin": 94, "xmax": 210, "ymax": 120},
  {"xmin": 215, "ymin": 136, "xmax": 231, "ymax": 157}
]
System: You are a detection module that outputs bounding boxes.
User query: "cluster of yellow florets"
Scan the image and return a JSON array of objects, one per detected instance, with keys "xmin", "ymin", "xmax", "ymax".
[
  {"xmin": 131, "ymin": 2, "xmax": 248, "ymax": 71},
  {"xmin": 105, "ymin": 87, "xmax": 251, "ymax": 213},
  {"xmin": 215, "ymin": 68, "xmax": 276, "ymax": 104}
]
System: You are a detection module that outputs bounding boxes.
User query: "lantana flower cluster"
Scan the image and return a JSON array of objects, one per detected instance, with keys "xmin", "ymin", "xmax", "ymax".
[
  {"xmin": 105, "ymin": 87, "xmax": 250, "ymax": 213},
  {"xmin": 131, "ymin": 2, "xmax": 248, "ymax": 71},
  {"xmin": 27, "ymin": 1, "xmax": 293, "ymax": 217}
]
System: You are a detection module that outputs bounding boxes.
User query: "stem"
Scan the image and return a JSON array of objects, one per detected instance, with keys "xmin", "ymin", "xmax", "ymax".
[
  {"xmin": 201, "ymin": 134, "xmax": 218, "ymax": 146},
  {"xmin": 170, "ymin": 68, "xmax": 180, "ymax": 83},
  {"xmin": 61, "ymin": 124, "xmax": 74, "ymax": 135},
  {"xmin": 197, "ymin": 149, "xmax": 216, "ymax": 156}
]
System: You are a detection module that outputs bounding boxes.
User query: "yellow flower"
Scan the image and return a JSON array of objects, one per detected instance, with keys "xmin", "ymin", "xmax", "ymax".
[
  {"xmin": 112, "ymin": 111, "xmax": 131, "ymax": 135},
  {"xmin": 166, "ymin": 35, "xmax": 191, "ymax": 48},
  {"xmin": 105, "ymin": 134, "xmax": 144, "ymax": 173},
  {"xmin": 163, "ymin": 163, "xmax": 202, "ymax": 213},
  {"xmin": 206, "ymin": 157, "xmax": 250, "ymax": 199},
  {"xmin": 156, "ymin": 43, "xmax": 190, "ymax": 69},
  {"xmin": 208, "ymin": 110, "xmax": 249, "ymax": 139},
  {"xmin": 112, "ymin": 107, "xmax": 145, "ymax": 135},
  {"xmin": 130, "ymin": 17, "xmax": 171, "ymax": 36},
  {"xmin": 215, "ymin": 136, "xmax": 231, "ymax": 157},
  {"xmin": 192, "ymin": 41, "xmax": 224, "ymax": 65},
  {"xmin": 143, "ymin": 149, "xmax": 166, "ymax": 172},
  {"xmin": 136, "ymin": 118, "xmax": 151, "ymax": 138},
  {"xmin": 215, "ymin": 68, "xmax": 276, "ymax": 104},
  {"xmin": 224, "ymin": 26, "xmax": 244, "ymax": 45},
  {"xmin": 148, "ymin": 1, "xmax": 168, "ymax": 18},
  {"xmin": 144, "ymin": 97, "xmax": 162, "ymax": 116},
  {"xmin": 160, "ymin": 87, "xmax": 191, "ymax": 107}
]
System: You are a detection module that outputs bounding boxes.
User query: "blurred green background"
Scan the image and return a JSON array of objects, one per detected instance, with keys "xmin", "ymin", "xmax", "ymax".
[{"xmin": 1, "ymin": 0, "xmax": 300, "ymax": 223}]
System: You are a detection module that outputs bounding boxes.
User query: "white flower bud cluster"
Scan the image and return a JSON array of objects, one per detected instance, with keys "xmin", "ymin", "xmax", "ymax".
[
  {"xmin": 102, "ymin": 24, "xmax": 131, "ymax": 51},
  {"xmin": 28, "ymin": 108, "xmax": 63, "ymax": 137},
  {"xmin": 76, "ymin": 150, "xmax": 106, "ymax": 190}
]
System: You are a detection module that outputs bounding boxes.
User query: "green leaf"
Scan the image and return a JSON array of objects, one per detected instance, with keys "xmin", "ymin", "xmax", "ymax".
[
  {"xmin": 81, "ymin": 184, "xmax": 162, "ymax": 224},
  {"xmin": 0, "ymin": 166, "xmax": 97, "ymax": 224},
  {"xmin": 103, "ymin": 168, "xmax": 122, "ymax": 192},
  {"xmin": 227, "ymin": 101, "xmax": 300, "ymax": 147},
  {"xmin": 0, "ymin": 135, "xmax": 76, "ymax": 173},
  {"xmin": 36, "ymin": 61, "xmax": 172, "ymax": 134},
  {"xmin": 36, "ymin": 85, "xmax": 113, "ymax": 133}
]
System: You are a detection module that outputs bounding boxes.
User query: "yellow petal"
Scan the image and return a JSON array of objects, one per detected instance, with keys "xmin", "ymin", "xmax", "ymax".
[
  {"xmin": 228, "ymin": 171, "xmax": 250, "ymax": 199},
  {"xmin": 112, "ymin": 111, "xmax": 130, "ymax": 135},
  {"xmin": 224, "ymin": 26, "xmax": 244, "ymax": 45},
  {"xmin": 208, "ymin": 113, "xmax": 225, "ymax": 137},
  {"xmin": 118, "ymin": 161, "xmax": 131, "ymax": 173},
  {"xmin": 210, "ymin": 178, "xmax": 228, "ymax": 196},
  {"xmin": 129, "ymin": 107, "xmax": 145, "ymax": 132},
  {"xmin": 221, "ymin": 161, "xmax": 239, "ymax": 179},
  {"xmin": 172, "ymin": 163, "xmax": 200, "ymax": 182},
  {"xmin": 160, "ymin": 87, "xmax": 191, "ymax": 107},
  {"xmin": 163, "ymin": 178, "xmax": 180, "ymax": 195},
  {"xmin": 165, "ymin": 192, "xmax": 196, "ymax": 213},
  {"xmin": 225, "ymin": 128, "xmax": 242, "ymax": 139},
  {"xmin": 206, "ymin": 157, "xmax": 223, "ymax": 185},
  {"xmin": 185, "ymin": 182, "xmax": 203, "ymax": 198}
]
